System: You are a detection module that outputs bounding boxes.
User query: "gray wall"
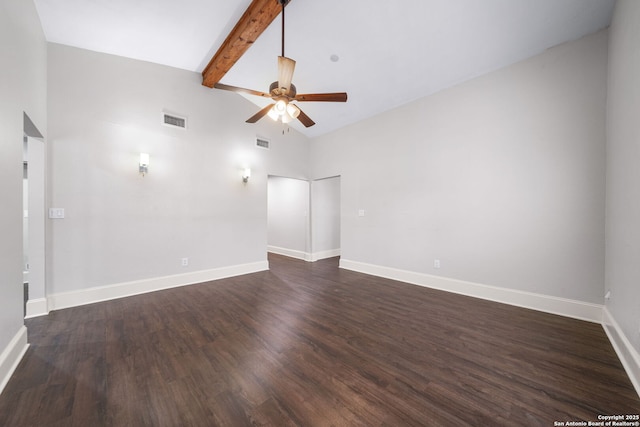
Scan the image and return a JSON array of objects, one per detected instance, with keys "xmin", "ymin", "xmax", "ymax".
[
  {"xmin": 47, "ymin": 43, "xmax": 310, "ymax": 295},
  {"xmin": 311, "ymin": 30, "xmax": 608, "ymax": 304},
  {"xmin": 605, "ymin": 0, "xmax": 640, "ymax": 354},
  {"xmin": 0, "ymin": 0, "xmax": 46, "ymax": 362}
]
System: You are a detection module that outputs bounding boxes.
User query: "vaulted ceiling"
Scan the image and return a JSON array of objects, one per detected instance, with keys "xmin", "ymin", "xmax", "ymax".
[{"xmin": 33, "ymin": 0, "xmax": 615, "ymax": 137}]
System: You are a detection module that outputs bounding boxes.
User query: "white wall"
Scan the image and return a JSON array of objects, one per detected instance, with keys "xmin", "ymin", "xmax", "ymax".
[
  {"xmin": 311, "ymin": 30, "xmax": 607, "ymax": 304},
  {"xmin": 311, "ymin": 176, "xmax": 340, "ymax": 258},
  {"xmin": 0, "ymin": 0, "xmax": 47, "ymax": 390},
  {"xmin": 47, "ymin": 43, "xmax": 309, "ymax": 296},
  {"xmin": 605, "ymin": 0, "xmax": 640, "ymax": 357},
  {"xmin": 267, "ymin": 176, "xmax": 310, "ymax": 259}
]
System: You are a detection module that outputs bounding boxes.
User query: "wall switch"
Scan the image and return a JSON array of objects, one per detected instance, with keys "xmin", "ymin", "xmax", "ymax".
[
  {"xmin": 434, "ymin": 259, "xmax": 441, "ymax": 269},
  {"xmin": 181, "ymin": 258, "xmax": 189, "ymax": 267},
  {"xmin": 48, "ymin": 208, "xmax": 65, "ymax": 219},
  {"xmin": 605, "ymin": 290, "xmax": 611, "ymax": 300},
  {"xmin": 358, "ymin": 209, "xmax": 365, "ymax": 217}
]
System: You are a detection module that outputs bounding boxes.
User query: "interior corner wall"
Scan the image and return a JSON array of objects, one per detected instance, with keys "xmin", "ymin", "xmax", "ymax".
[
  {"xmin": 310, "ymin": 30, "xmax": 608, "ymax": 304},
  {"xmin": 0, "ymin": 0, "xmax": 47, "ymax": 383},
  {"xmin": 605, "ymin": 0, "xmax": 640, "ymax": 355},
  {"xmin": 46, "ymin": 43, "xmax": 309, "ymax": 296}
]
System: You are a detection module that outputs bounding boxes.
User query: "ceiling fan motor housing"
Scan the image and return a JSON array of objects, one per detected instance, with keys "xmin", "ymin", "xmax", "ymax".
[{"xmin": 270, "ymin": 81, "xmax": 296, "ymax": 97}]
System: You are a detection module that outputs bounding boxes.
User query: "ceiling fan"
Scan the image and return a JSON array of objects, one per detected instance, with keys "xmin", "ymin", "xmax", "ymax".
[{"xmin": 213, "ymin": 0, "xmax": 347, "ymax": 128}]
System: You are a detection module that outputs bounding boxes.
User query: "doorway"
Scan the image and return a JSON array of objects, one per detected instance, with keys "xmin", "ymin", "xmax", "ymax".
[
  {"xmin": 23, "ymin": 113, "xmax": 46, "ymax": 318},
  {"xmin": 310, "ymin": 176, "xmax": 341, "ymax": 261},
  {"xmin": 267, "ymin": 176, "xmax": 310, "ymax": 260},
  {"xmin": 267, "ymin": 175, "xmax": 341, "ymax": 262}
]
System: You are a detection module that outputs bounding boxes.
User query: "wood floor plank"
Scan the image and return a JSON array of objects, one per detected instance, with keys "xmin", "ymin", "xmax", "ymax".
[{"xmin": 0, "ymin": 253, "xmax": 638, "ymax": 426}]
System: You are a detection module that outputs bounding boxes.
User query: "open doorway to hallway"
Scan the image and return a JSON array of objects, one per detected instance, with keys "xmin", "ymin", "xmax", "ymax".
[
  {"xmin": 267, "ymin": 176, "xmax": 310, "ymax": 260},
  {"xmin": 267, "ymin": 175, "xmax": 341, "ymax": 262},
  {"xmin": 23, "ymin": 112, "xmax": 46, "ymax": 318},
  {"xmin": 310, "ymin": 176, "xmax": 341, "ymax": 261}
]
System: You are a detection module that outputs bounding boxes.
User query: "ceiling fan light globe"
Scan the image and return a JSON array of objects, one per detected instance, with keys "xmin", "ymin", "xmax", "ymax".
[
  {"xmin": 274, "ymin": 99, "xmax": 287, "ymax": 115},
  {"xmin": 281, "ymin": 113, "xmax": 294, "ymax": 124},
  {"xmin": 267, "ymin": 107, "xmax": 279, "ymax": 121}
]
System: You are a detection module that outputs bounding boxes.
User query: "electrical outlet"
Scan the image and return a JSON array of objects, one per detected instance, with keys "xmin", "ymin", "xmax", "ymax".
[
  {"xmin": 181, "ymin": 257, "xmax": 189, "ymax": 267},
  {"xmin": 434, "ymin": 259, "xmax": 441, "ymax": 269}
]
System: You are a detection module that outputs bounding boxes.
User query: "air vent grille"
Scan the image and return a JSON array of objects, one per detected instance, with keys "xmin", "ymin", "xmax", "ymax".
[
  {"xmin": 162, "ymin": 113, "xmax": 187, "ymax": 129},
  {"xmin": 256, "ymin": 137, "xmax": 270, "ymax": 149}
]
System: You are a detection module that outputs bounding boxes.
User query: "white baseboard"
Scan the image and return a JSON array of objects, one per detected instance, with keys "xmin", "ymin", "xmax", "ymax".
[
  {"xmin": 268, "ymin": 246, "xmax": 310, "ymax": 261},
  {"xmin": 46, "ymin": 260, "xmax": 269, "ymax": 312},
  {"xmin": 341, "ymin": 258, "xmax": 639, "ymax": 398},
  {"xmin": 268, "ymin": 246, "xmax": 341, "ymax": 262},
  {"xmin": 339, "ymin": 259, "xmax": 603, "ymax": 323},
  {"xmin": 602, "ymin": 307, "xmax": 640, "ymax": 397},
  {"xmin": 25, "ymin": 298, "xmax": 48, "ymax": 319},
  {"xmin": 310, "ymin": 249, "xmax": 341, "ymax": 262},
  {"xmin": 0, "ymin": 326, "xmax": 29, "ymax": 396}
]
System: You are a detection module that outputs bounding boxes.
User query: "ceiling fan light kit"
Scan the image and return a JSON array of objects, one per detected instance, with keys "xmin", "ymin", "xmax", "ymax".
[{"xmin": 213, "ymin": 0, "xmax": 347, "ymax": 128}]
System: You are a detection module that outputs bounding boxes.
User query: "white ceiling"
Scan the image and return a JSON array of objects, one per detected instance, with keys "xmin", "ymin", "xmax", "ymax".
[{"xmin": 33, "ymin": 0, "xmax": 615, "ymax": 137}]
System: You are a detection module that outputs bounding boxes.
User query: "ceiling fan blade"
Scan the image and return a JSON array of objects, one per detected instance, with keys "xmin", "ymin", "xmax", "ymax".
[
  {"xmin": 294, "ymin": 92, "xmax": 348, "ymax": 102},
  {"xmin": 278, "ymin": 56, "xmax": 296, "ymax": 94},
  {"xmin": 296, "ymin": 106, "xmax": 315, "ymax": 128},
  {"xmin": 214, "ymin": 83, "xmax": 271, "ymax": 98},
  {"xmin": 246, "ymin": 104, "xmax": 275, "ymax": 123}
]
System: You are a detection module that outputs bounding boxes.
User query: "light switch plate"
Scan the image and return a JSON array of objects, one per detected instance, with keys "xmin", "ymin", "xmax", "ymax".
[{"xmin": 48, "ymin": 208, "xmax": 65, "ymax": 219}]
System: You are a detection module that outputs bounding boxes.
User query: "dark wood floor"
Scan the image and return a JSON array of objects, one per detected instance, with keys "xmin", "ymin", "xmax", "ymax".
[{"xmin": 0, "ymin": 254, "xmax": 638, "ymax": 426}]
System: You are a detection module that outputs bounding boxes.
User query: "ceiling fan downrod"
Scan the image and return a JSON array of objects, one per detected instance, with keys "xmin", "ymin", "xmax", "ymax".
[{"xmin": 279, "ymin": 0, "xmax": 286, "ymax": 57}]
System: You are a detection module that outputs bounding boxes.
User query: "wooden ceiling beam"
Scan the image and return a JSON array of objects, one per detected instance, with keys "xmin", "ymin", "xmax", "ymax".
[{"xmin": 201, "ymin": 0, "xmax": 290, "ymax": 88}]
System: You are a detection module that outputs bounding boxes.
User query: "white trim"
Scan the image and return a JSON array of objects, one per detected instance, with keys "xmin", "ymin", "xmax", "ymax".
[
  {"xmin": 339, "ymin": 259, "xmax": 603, "ymax": 323},
  {"xmin": 47, "ymin": 261, "xmax": 269, "ymax": 312},
  {"xmin": 310, "ymin": 249, "xmax": 341, "ymax": 262},
  {"xmin": 0, "ymin": 326, "xmax": 29, "ymax": 396},
  {"xmin": 602, "ymin": 307, "xmax": 640, "ymax": 398},
  {"xmin": 24, "ymin": 298, "xmax": 48, "ymax": 318},
  {"xmin": 268, "ymin": 246, "xmax": 311, "ymax": 262},
  {"xmin": 268, "ymin": 246, "xmax": 340, "ymax": 262}
]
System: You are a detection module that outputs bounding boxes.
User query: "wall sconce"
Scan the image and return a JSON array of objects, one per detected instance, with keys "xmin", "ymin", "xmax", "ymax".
[
  {"xmin": 242, "ymin": 167, "xmax": 251, "ymax": 183},
  {"xmin": 139, "ymin": 153, "xmax": 149, "ymax": 177}
]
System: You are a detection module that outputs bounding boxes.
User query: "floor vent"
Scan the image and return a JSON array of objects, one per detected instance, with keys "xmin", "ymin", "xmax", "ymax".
[
  {"xmin": 162, "ymin": 113, "xmax": 187, "ymax": 129},
  {"xmin": 256, "ymin": 137, "xmax": 270, "ymax": 149}
]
